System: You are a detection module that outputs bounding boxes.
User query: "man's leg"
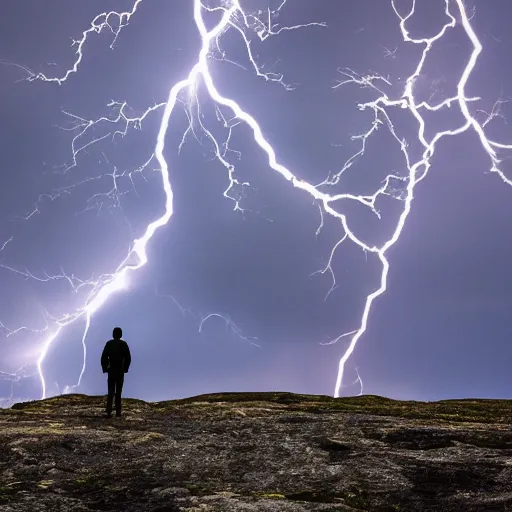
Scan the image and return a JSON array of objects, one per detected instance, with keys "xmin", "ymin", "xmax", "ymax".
[
  {"xmin": 115, "ymin": 373, "xmax": 124, "ymax": 417},
  {"xmin": 106, "ymin": 373, "xmax": 115, "ymax": 417}
]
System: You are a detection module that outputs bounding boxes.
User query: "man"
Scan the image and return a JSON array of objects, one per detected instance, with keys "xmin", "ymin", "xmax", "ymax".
[{"xmin": 101, "ymin": 327, "xmax": 131, "ymax": 418}]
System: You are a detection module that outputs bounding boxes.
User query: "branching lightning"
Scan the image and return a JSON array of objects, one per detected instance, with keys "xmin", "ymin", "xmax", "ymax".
[
  {"xmin": 199, "ymin": 313, "xmax": 260, "ymax": 347},
  {"xmin": 1, "ymin": 0, "xmax": 512, "ymax": 401}
]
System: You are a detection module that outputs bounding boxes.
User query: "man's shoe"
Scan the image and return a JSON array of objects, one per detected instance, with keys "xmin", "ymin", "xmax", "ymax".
[{"xmin": 103, "ymin": 413, "xmax": 113, "ymax": 418}]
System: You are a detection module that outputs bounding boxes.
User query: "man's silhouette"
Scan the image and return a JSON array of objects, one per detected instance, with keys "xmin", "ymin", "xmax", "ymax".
[{"xmin": 101, "ymin": 327, "xmax": 131, "ymax": 418}]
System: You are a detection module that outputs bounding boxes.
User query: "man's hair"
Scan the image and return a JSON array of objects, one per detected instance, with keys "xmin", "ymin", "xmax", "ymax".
[{"xmin": 112, "ymin": 327, "xmax": 123, "ymax": 339}]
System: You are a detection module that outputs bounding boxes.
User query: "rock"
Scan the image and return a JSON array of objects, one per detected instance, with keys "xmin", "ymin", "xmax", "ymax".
[{"xmin": 1, "ymin": 392, "xmax": 512, "ymax": 510}]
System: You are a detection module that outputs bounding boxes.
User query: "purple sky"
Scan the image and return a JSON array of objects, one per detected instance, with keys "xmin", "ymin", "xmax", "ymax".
[{"xmin": 1, "ymin": 0, "xmax": 512, "ymax": 405}]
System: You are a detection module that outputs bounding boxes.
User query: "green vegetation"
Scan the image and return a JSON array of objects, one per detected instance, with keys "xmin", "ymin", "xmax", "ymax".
[
  {"xmin": 253, "ymin": 492, "xmax": 286, "ymax": 499},
  {"xmin": 37, "ymin": 480, "xmax": 54, "ymax": 489},
  {"xmin": 9, "ymin": 391, "xmax": 512, "ymax": 424},
  {"xmin": 167, "ymin": 391, "xmax": 512, "ymax": 424},
  {"xmin": 2, "ymin": 391, "xmax": 512, "ymax": 510}
]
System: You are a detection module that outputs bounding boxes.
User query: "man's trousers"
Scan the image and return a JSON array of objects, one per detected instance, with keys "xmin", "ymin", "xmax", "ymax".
[{"xmin": 106, "ymin": 371, "xmax": 124, "ymax": 416}]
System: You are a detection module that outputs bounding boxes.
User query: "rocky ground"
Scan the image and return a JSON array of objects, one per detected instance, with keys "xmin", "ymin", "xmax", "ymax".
[{"xmin": 2, "ymin": 392, "xmax": 512, "ymax": 511}]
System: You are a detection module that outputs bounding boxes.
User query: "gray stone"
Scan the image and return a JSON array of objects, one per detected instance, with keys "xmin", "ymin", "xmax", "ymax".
[{"xmin": 1, "ymin": 392, "xmax": 512, "ymax": 511}]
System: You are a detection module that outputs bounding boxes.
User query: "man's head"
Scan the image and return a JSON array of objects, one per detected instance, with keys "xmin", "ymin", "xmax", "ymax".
[{"xmin": 112, "ymin": 327, "xmax": 123, "ymax": 340}]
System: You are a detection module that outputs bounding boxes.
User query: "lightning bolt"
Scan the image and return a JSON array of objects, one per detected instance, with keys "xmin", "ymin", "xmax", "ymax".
[
  {"xmin": 2, "ymin": 0, "xmax": 511, "ymax": 401},
  {"xmin": 199, "ymin": 313, "xmax": 260, "ymax": 348}
]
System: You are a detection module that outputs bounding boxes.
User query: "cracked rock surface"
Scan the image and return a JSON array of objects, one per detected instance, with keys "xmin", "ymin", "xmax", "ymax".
[{"xmin": 2, "ymin": 392, "xmax": 512, "ymax": 511}]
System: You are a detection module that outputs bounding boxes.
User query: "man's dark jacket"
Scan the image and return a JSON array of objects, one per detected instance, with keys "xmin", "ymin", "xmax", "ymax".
[{"xmin": 101, "ymin": 339, "xmax": 131, "ymax": 374}]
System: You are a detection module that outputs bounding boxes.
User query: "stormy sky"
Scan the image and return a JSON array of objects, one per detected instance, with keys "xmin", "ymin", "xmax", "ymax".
[{"xmin": 1, "ymin": 0, "xmax": 512, "ymax": 405}]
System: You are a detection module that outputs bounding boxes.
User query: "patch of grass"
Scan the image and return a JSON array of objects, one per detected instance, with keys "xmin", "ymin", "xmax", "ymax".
[
  {"xmin": 13, "ymin": 426, "xmax": 66, "ymax": 435},
  {"xmin": 75, "ymin": 475, "xmax": 96, "ymax": 487},
  {"xmin": 173, "ymin": 393, "xmax": 512, "ymax": 424},
  {"xmin": 131, "ymin": 432, "xmax": 165, "ymax": 444},
  {"xmin": 7, "ymin": 391, "xmax": 512, "ymax": 425},
  {"xmin": 37, "ymin": 479, "xmax": 54, "ymax": 489},
  {"xmin": 10, "ymin": 394, "xmax": 147, "ymax": 413},
  {"xmin": 254, "ymin": 492, "xmax": 285, "ymax": 500}
]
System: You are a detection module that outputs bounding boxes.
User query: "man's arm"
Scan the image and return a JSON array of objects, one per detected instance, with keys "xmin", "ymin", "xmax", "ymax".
[
  {"xmin": 101, "ymin": 342, "xmax": 110, "ymax": 373},
  {"xmin": 123, "ymin": 342, "xmax": 131, "ymax": 373}
]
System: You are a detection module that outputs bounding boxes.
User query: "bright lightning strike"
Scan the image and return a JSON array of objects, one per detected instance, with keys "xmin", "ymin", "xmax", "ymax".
[{"xmin": 2, "ymin": 0, "xmax": 512, "ymax": 401}]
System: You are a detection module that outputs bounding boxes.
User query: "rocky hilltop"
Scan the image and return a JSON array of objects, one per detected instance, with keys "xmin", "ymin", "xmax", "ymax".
[{"xmin": 1, "ymin": 392, "xmax": 512, "ymax": 511}]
